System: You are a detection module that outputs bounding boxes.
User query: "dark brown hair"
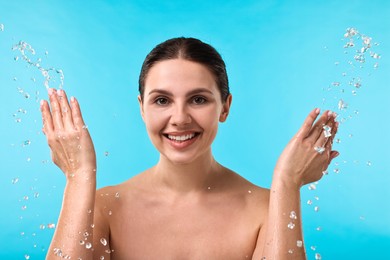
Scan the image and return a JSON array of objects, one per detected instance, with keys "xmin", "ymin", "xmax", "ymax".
[{"xmin": 138, "ymin": 37, "xmax": 230, "ymax": 102}]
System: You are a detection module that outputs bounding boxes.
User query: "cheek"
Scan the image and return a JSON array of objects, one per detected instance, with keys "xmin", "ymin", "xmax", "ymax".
[{"xmin": 143, "ymin": 110, "xmax": 167, "ymax": 134}]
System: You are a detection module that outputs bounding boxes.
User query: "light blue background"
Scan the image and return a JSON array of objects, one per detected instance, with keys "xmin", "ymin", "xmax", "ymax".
[{"xmin": 1, "ymin": 1, "xmax": 389, "ymax": 259}]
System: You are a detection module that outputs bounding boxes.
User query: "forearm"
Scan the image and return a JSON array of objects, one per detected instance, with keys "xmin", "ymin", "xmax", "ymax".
[
  {"xmin": 47, "ymin": 169, "xmax": 96, "ymax": 259},
  {"xmin": 262, "ymin": 177, "xmax": 306, "ymax": 259}
]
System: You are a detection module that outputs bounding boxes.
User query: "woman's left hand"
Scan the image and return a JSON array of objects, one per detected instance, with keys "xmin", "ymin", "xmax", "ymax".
[{"xmin": 273, "ymin": 108, "xmax": 339, "ymax": 189}]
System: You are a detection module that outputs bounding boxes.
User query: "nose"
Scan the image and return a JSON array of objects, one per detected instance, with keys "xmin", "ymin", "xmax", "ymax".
[{"xmin": 170, "ymin": 103, "xmax": 192, "ymax": 126}]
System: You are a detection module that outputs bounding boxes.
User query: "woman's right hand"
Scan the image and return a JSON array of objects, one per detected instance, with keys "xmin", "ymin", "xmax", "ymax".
[{"xmin": 41, "ymin": 89, "xmax": 96, "ymax": 179}]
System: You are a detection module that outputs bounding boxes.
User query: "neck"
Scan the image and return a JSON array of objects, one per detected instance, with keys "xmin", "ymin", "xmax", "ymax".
[{"xmin": 152, "ymin": 150, "xmax": 222, "ymax": 193}]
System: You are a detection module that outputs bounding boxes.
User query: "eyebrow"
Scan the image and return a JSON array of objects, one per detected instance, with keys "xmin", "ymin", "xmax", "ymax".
[{"xmin": 147, "ymin": 88, "xmax": 214, "ymax": 97}]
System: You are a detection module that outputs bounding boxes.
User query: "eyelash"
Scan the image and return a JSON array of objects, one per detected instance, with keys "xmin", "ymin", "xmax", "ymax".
[{"xmin": 153, "ymin": 96, "xmax": 208, "ymax": 106}]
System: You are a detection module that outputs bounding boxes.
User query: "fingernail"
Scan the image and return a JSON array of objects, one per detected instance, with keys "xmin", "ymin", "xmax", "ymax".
[
  {"xmin": 57, "ymin": 89, "xmax": 62, "ymax": 95},
  {"xmin": 315, "ymin": 108, "xmax": 320, "ymax": 114},
  {"xmin": 335, "ymin": 121, "xmax": 339, "ymax": 128},
  {"xmin": 40, "ymin": 99, "xmax": 45, "ymax": 107},
  {"xmin": 70, "ymin": 96, "xmax": 75, "ymax": 102},
  {"xmin": 48, "ymin": 88, "xmax": 54, "ymax": 96}
]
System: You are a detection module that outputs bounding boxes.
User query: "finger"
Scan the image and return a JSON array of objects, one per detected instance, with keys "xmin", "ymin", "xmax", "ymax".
[
  {"xmin": 324, "ymin": 118, "xmax": 339, "ymax": 148},
  {"xmin": 313, "ymin": 111, "xmax": 337, "ymax": 149},
  {"xmin": 296, "ymin": 108, "xmax": 321, "ymax": 139},
  {"xmin": 306, "ymin": 110, "xmax": 331, "ymax": 145},
  {"xmin": 56, "ymin": 89, "xmax": 74, "ymax": 129},
  {"xmin": 40, "ymin": 99, "xmax": 54, "ymax": 135},
  {"xmin": 70, "ymin": 96, "xmax": 86, "ymax": 130},
  {"xmin": 48, "ymin": 88, "xmax": 64, "ymax": 130}
]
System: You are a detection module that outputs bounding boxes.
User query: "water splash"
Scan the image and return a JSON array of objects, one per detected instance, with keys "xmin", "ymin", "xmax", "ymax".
[{"xmin": 12, "ymin": 41, "xmax": 65, "ymax": 89}]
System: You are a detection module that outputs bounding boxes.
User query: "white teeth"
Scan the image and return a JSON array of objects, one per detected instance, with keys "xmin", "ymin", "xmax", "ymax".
[{"xmin": 167, "ymin": 133, "xmax": 196, "ymax": 141}]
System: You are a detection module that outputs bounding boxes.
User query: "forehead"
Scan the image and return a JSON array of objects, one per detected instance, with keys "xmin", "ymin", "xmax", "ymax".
[{"xmin": 144, "ymin": 59, "xmax": 218, "ymax": 94}]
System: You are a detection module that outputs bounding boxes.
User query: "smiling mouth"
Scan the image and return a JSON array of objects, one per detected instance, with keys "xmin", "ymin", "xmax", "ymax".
[{"xmin": 163, "ymin": 133, "xmax": 200, "ymax": 142}]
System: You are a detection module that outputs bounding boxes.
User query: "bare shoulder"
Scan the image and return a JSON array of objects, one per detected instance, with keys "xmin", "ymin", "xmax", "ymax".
[{"xmin": 218, "ymin": 166, "xmax": 270, "ymax": 224}]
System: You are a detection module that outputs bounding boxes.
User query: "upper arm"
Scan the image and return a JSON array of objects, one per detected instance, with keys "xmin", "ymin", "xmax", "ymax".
[
  {"xmin": 251, "ymin": 189, "xmax": 270, "ymax": 260},
  {"xmin": 92, "ymin": 190, "xmax": 112, "ymax": 259}
]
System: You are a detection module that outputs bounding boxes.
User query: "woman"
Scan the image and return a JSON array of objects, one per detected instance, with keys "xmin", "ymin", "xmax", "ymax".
[{"xmin": 41, "ymin": 37, "xmax": 339, "ymax": 259}]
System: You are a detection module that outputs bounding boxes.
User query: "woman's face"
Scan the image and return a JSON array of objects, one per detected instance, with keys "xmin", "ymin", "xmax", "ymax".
[{"xmin": 139, "ymin": 59, "xmax": 232, "ymax": 165}]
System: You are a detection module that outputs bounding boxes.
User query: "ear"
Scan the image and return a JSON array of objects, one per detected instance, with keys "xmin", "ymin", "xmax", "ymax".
[
  {"xmin": 138, "ymin": 95, "xmax": 145, "ymax": 122},
  {"xmin": 219, "ymin": 94, "xmax": 232, "ymax": 123}
]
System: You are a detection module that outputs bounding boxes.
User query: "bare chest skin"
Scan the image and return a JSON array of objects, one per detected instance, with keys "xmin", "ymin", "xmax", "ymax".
[{"xmin": 97, "ymin": 172, "xmax": 268, "ymax": 260}]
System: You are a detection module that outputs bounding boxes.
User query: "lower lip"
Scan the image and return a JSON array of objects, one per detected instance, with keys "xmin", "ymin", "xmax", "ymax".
[{"xmin": 165, "ymin": 134, "xmax": 199, "ymax": 149}]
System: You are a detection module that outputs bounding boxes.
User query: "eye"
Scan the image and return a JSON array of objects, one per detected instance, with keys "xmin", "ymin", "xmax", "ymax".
[
  {"xmin": 192, "ymin": 96, "xmax": 207, "ymax": 105},
  {"xmin": 155, "ymin": 97, "xmax": 169, "ymax": 106}
]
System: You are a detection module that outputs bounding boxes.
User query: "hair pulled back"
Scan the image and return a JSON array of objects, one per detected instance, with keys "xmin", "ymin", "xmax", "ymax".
[{"xmin": 138, "ymin": 37, "xmax": 230, "ymax": 102}]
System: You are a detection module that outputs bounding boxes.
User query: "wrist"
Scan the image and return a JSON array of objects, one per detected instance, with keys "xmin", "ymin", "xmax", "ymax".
[
  {"xmin": 65, "ymin": 167, "xmax": 97, "ymax": 182},
  {"xmin": 272, "ymin": 170, "xmax": 302, "ymax": 192}
]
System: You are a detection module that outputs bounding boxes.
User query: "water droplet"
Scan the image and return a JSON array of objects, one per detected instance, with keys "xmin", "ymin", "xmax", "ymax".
[
  {"xmin": 12, "ymin": 177, "xmax": 19, "ymax": 184},
  {"xmin": 115, "ymin": 192, "xmax": 120, "ymax": 198},
  {"xmin": 338, "ymin": 99, "xmax": 348, "ymax": 110},
  {"xmin": 374, "ymin": 62, "xmax": 379, "ymax": 69},
  {"xmin": 322, "ymin": 170, "xmax": 328, "ymax": 175},
  {"xmin": 314, "ymin": 206, "xmax": 320, "ymax": 212},
  {"xmin": 83, "ymin": 231, "xmax": 89, "ymax": 237},
  {"xmin": 21, "ymin": 205, "xmax": 27, "ymax": 210},
  {"xmin": 366, "ymin": 161, "xmax": 372, "ymax": 166},
  {"xmin": 288, "ymin": 249, "xmax": 293, "ymax": 254},
  {"xmin": 315, "ymin": 253, "xmax": 322, "ymax": 260},
  {"xmin": 316, "ymin": 226, "xmax": 322, "ymax": 231},
  {"xmin": 100, "ymin": 256, "xmax": 105, "ymax": 260},
  {"xmin": 344, "ymin": 28, "xmax": 358, "ymax": 38},
  {"xmin": 15, "ymin": 118, "xmax": 22, "ymax": 123},
  {"xmin": 333, "ymin": 168, "xmax": 340, "ymax": 174},
  {"xmin": 332, "ymin": 82, "xmax": 340, "ymax": 86},
  {"xmin": 307, "ymin": 200, "xmax": 313, "ymax": 205},
  {"xmin": 371, "ymin": 52, "xmax": 381, "ymax": 59},
  {"xmin": 207, "ymin": 186, "xmax": 211, "ymax": 190},
  {"xmin": 323, "ymin": 125, "xmax": 332, "ymax": 138},
  {"xmin": 53, "ymin": 248, "xmax": 63, "ymax": 257},
  {"xmin": 47, "ymin": 223, "xmax": 55, "ymax": 229},
  {"xmin": 23, "ymin": 140, "xmax": 31, "ymax": 146},
  {"xmin": 296, "ymin": 240, "xmax": 303, "ymax": 247},
  {"xmin": 39, "ymin": 224, "xmax": 45, "ymax": 230},
  {"xmin": 25, "ymin": 254, "xmax": 30, "ymax": 260},
  {"xmin": 289, "ymin": 211, "xmax": 297, "ymax": 220},
  {"xmin": 79, "ymin": 240, "xmax": 85, "ymax": 245},
  {"xmin": 14, "ymin": 56, "xmax": 19, "ymax": 61},
  {"xmin": 308, "ymin": 184, "xmax": 316, "ymax": 190},
  {"xmin": 248, "ymin": 190, "xmax": 252, "ymax": 194},
  {"xmin": 82, "ymin": 125, "xmax": 88, "ymax": 129},
  {"xmin": 0, "ymin": 24, "xmax": 4, "ymax": 31},
  {"xmin": 311, "ymin": 245, "xmax": 316, "ymax": 251},
  {"xmin": 287, "ymin": 222, "xmax": 295, "ymax": 229},
  {"xmin": 108, "ymin": 211, "xmax": 112, "ymax": 216},
  {"xmin": 100, "ymin": 238, "xmax": 108, "ymax": 246},
  {"xmin": 314, "ymin": 146, "xmax": 325, "ymax": 154},
  {"xmin": 23, "ymin": 195, "xmax": 29, "ymax": 200},
  {"xmin": 314, "ymin": 196, "xmax": 319, "ymax": 201},
  {"xmin": 85, "ymin": 242, "xmax": 92, "ymax": 249},
  {"xmin": 105, "ymin": 249, "xmax": 111, "ymax": 254},
  {"xmin": 104, "ymin": 151, "xmax": 109, "ymax": 156}
]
